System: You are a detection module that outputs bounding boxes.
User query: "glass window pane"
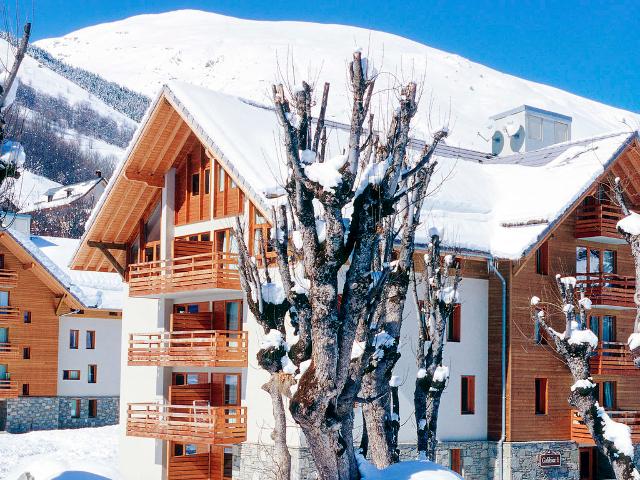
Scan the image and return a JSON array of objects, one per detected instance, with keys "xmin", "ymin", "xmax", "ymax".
[
  {"xmin": 589, "ymin": 316, "xmax": 600, "ymax": 340},
  {"xmin": 186, "ymin": 374, "xmax": 200, "ymax": 385},
  {"xmin": 589, "ymin": 249, "xmax": 600, "ymax": 273},
  {"xmin": 602, "ymin": 316, "xmax": 616, "ymax": 342},
  {"xmin": 226, "ymin": 302, "xmax": 239, "ymax": 330},
  {"xmin": 185, "ymin": 444, "xmax": 197, "ymax": 455},
  {"xmin": 603, "ymin": 251, "xmax": 615, "ymax": 273},
  {"xmin": 576, "ymin": 247, "xmax": 587, "ymax": 274},
  {"xmin": 218, "ymin": 166, "xmax": 225, "ymax": 192},
  {"xmin": 225, "ymin": 375, "xmax": 239, "ymax": 405},
  {"xmin": 603, "ymin": 382, "xmax": 615, "ymax": 409}
]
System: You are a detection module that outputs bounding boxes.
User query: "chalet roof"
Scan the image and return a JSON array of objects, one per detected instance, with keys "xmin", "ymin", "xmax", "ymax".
[
  {"xmin": 3, "ymin": 229, "xmax": 123, "ymax": 310},
  {"xmin": 71, "ymin": 81, "xmax": 640, "ymax": 271},
  {"xmin": 21, "ymin": 176, "xmax": 106, "ymax": 213}
]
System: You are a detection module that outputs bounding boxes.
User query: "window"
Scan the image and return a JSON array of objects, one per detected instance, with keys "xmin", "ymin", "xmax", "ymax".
[
  {"xmin": 554, "ymin": 122, "xmax": 569, "ymax": 143},
  {"xmin": 173, "ymin": 444, "xmax": 198, "ymax": 456},
  {"xmin": 461, "ymin": 376, "xmax": 475, "ymax": 414},
  {"xmin": 225, "ymin": 374, "xmax": 240, "ymax": 405},
  {"xmin": 86, "ymin": 331, "xmax": 96, "ymax": 350},
  {"xmin": 21, "ymin": 384, "xmax": 29, "ymax": 396},
  {"xmin": 576, "ymin": 246, "xmax": 616, "ymax": 275},
  {"xmin": 191, "ymin": 173, "xmax": 200, "ymax": 195},
  {"xmin": 88, "ymin": 365, "xmax": 97, "ymax": 384},
  {"xmin": 535, "ymin": 378, "xmax": 548, "ymax": 415},
  {"xmin": 450, "ymin": 449, "xmax": 463, "ymax": 475},
  {"xmin": 527, "ymin": 115, "xmax": 543, "ymax": 140},
  {"xmin": 63, "ymin": 370, "xmax": 80, "ymax": 380},
  {"xmin": 23, "ymin": 311, "xmax": 31, "ymax": 324},
  {"xmin": 71, "ymin": 399, "xmax": 81, "ymax": 418},
  {"xmin": 226, "ymin": 301, "xmax": 240, "ymax": 331},
  {"xmin": 447, "ymin": 304, "xmax": 461, "ymax": 343},
  {"xmin": 535, "ymin": 241, "xmax": 549, "ymax": 275},
  {"xmin": 204, "ymin": 169, "xmax": 210, "ymax": 194},
  {"xmin": 223, "ymin": 447, "xmax": 233, "ymax": 478},
  {"xmin": 534, "ymin": 313, "xmax": 548, "ymax": 345},
  {"xmin": 22, "ymin": 347, "xmax": 30, "ymax": 359},
  {"xmin": 0, "ymin": 254, "xmax": 4, "ymax": 269},
  {"xmin": 589, "ymin": 315, "xmax": 615, "ymax": 344},
  {"xmin": 597, "ymin": 381, "xmax": 617, "ymax": 409},
  {"xmin": 88, "ymin": 399, "xmax": 97, "ymax": 418},
  {"xmin": 69, "ymin": 330, "xmax": 79, "ymax": 349},
  {"xmin": 218, "ymin": 165, "xmax": 225, "ymax": 192}
]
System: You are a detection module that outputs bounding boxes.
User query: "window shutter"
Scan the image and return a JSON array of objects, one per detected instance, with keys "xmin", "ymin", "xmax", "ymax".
[
  {"xmin": 210, "ymin": 373, "xmax": 225, "ymax": 407},
  {"xmin": 212, "ymin": 302, "xmax": 226, "ymax": 330}
]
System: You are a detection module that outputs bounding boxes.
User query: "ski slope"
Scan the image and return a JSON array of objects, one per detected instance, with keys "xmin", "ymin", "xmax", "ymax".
[{"xmin": 37, "ymin": 9, "xmax": 640, "ymax": 150}]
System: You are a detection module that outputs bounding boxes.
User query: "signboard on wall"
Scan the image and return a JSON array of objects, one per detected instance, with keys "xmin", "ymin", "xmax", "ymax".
[{"xmin": 539, "ymin": 452, "xmax": 562, "ymax": 468}]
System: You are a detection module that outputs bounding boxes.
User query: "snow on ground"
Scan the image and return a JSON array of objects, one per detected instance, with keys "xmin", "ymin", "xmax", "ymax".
[
  {"xmin": 0, "ymin": 425, "xmax": 120, "ymax": 480},
  {"xmin": 37, "ymin": 9, "xmax": 640, "ymax": 151},
  {"xmin": 358, "ymin": 455, "xmax": 462, "ymax": 480}
]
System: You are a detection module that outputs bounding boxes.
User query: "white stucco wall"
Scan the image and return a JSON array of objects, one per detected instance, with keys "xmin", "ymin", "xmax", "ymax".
[
  {"xmin": 392, "ymin": 277, "xmax": 489, "ymax": 443},
  {"xmin": 57, "ymin": 315, "xmax": 122, "ymax": 397},
  {"xmin": 119, "ymin": 291, "xmax": 168, "ymax": 480}
]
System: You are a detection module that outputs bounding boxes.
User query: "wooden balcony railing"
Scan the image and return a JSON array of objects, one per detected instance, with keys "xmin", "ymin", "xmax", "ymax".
[
  {"xmin": 128, "ymin": 252, "xmax": 240, "ymax": 297},
  {"xmin": 0, "ymin": 377, "xmax": 18, "ymax": 398},
  {"xmin": 126, "ymin": 403, "xmax": 247, "ymax": 444},
  {"xmin": 128, "ymin": 330, "xmax": 248, "ymax": 367},
  {"xmin": 0, "ymin": 269, "xmax": 18, "ymax": 289},
  {"xmin": 0, "ymin": 306, "xmax": 21, "ymax": 326},
  {"xmin": 575, "ymin": 203, "xmax": 624, "ymax": 239},
  {"xmin": 0, "ymin": 343, "xmax": 18, "ymax": 359},
  {"xmin": 571, "ymin": 409, "xmax": 640, "ymax": 445},
  {"xmin": 575, "ymin": 274, "xmax": 635, "ymax": 308},
  {"xmin": 590, "ymin": 341, "xmax": 639, "ymax": 375}
]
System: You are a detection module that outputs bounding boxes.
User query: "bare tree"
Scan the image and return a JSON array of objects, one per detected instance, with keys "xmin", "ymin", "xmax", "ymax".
[
  {"xmin": 0, "ymin": 22, "xmax": 30, "ymax": 187},
  {"xmin": 358, "ymin": 148, "xmax": 445, "ymax": 467},
  {"xmin": 413, "ymin": 235, "xmax": 461, "ymax": 461},
  {"xmin": 531, "ymin": 277, "xmax": 640, "ymax": 480},
  {"xmin": 613, "ymin": 177, "xmax": 640, "ymax": 366},
  {"xmin": 232, "ymin": 51, "xmax": 448, "ymax": 480}
]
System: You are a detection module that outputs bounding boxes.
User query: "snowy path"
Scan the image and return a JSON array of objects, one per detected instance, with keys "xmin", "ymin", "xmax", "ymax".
[{"xmin": 0, "ymin": 425, "xmax": 121, "ymax": 480}]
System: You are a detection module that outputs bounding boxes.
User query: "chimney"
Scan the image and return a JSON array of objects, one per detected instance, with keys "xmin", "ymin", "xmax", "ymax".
[
  {"xmin": 95, "ymin": 170, "xmax": 102, "ymax": 178},
  {"xmin": 489, "ymin": 105, "xmax": 572, "ymax": 155}
]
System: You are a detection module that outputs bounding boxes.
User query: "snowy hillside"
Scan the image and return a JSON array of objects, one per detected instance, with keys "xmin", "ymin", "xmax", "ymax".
[{"xmin": 37, "ymin": 9, "xmax": 640, "ymax": 150}]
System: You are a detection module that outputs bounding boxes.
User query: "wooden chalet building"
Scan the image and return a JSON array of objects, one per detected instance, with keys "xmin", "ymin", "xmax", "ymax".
[
  {"xmin": 71, "ymin": 80, "xmax": 640, "ymax": 480},
  {"xmin": 0, "ymin": 215, "xmax": 123, "ymax": 432}
]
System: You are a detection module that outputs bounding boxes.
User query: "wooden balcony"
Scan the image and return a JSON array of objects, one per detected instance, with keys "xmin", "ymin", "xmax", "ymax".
[
  {"xmin": 0, "ymin": 306, "xmax": 21, "ymax": 326},
  {"xmin": 128, "ymin": 329, "xmax": 248, "ymax": 367},
  {"xmin": 0, "ymin": 378, "xmax": 18, "ymax": 398},
  {"xmin": 126, "ymin": 403, "xmax": 247, "ymax": 444},
  {"xmin": 0, "ymin": 269, "xmax": 18, "ymax": 289},
  {"xmin": 590, "ymin": 341, "xmax": 639, "ymax": 375},
  {"xmin": 575, "ymin": 204, "xmax": 624, "ymax": 240},
  {"xmin": 128, "ymin": 252, "xmax": 240, "ymax": 297},
  {"xmin": 0, "ymin": 343, "xmax": 18, "ymax": 359},
  {"xmin": 571, "ymin": 409, "xmax": 640, "ymax": 445},
  {"xmin": 575, "ymin": 274, "xmax": 635, "ymax": 308}
]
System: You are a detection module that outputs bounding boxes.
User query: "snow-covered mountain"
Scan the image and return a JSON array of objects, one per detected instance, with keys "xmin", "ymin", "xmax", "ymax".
[{"xmin": 36, "ymin": 9, "xmax": 640, "ymax": 151}]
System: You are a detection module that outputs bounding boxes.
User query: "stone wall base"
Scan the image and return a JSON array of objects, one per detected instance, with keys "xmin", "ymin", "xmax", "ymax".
[
  {"xmin": 3, "ymin": 396, "xmax": 119, "ymax": 433},
  {"xmin": 233, "ymin": 440, "xmax": 591, "ymax": 480}
]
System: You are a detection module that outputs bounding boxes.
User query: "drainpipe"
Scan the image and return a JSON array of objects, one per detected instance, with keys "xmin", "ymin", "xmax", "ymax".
[{"xmin": 488, "ymin": 258, "xmax": 507, "ymax": 480}]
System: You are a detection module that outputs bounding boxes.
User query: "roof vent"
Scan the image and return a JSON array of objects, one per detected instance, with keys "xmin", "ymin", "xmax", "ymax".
[{"xmin": 489, "ymin": 105, "xmax": 572, "ymax": 155}]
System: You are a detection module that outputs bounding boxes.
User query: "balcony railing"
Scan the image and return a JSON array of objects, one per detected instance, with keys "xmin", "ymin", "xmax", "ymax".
[
  {"xmin": 0, "ymin": 306, "xmax": 20, "ymax": 326},
  {"xmin": 126, "ymin": 403, "xmax": 247, "ymax": 444},
  {"xmin": 575, "ymin": 274, "xmax": 635, "ymax": 308},
  {"xmin": 571, "ymin": 409, "xmax": 640, "ymax": 445},
  {"xmin": 575, "ymin": 203, "xmax": 624, "ymax": 239},
  {"xmin": 0, "ymin": 269, "xmax": 18, "ymax": 289},
  {"xmin": 590, "ymin": 341, "xmax": 639, "ymax": 375},
  {"xmin": 128, "ymin": 252, "xmax": 240, "ymax": 297},
  {"xmin": 0, "ymin": 343, "xmax": 18, "ymax": 359},
  {"xmin": 128, "ymin": 330, "xmax": 248, "ymax": 367},
  {"xmin": 0, "ymin": 376, "xmax": 18, "ymax": 398}
]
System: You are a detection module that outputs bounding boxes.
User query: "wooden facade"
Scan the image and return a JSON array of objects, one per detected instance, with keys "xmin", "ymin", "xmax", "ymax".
[{"xmin": 493, "ymin": 143, "xmax": 640, "ymax": 443}]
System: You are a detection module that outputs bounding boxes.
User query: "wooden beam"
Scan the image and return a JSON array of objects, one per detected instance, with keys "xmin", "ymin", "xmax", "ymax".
[
  {"xmin": 87, "ymin": 241, "xmax": 128, "ymax": 250},
  {"xmin": 90, "ymin": 242, "xmax": 127, "ymax": 278},
  {"xmin": 124, "ymin": 170, "xmax": 164, "ymax": 188},
  {"xmin": 22, "ymin": 262, "xmax": 34, "ymax": 270},
  {"xmin": 55, "ymin": 294, "xmax": 69, "ymax": 316}
]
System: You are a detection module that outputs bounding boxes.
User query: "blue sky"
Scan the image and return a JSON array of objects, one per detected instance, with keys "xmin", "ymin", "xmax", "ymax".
[{"xmin": 6, "ymin": 0, "xmax": 639, "ymax": 112}]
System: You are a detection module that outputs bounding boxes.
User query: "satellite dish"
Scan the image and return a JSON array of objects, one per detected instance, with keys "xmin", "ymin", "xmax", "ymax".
[{"xmin": 492, "ymin": 131, "xmax": 504, "ymax": 155}]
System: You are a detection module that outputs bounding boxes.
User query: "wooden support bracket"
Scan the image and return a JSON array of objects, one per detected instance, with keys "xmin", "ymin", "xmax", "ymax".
[
  {"xmin": 55, "ymin": 293, "xmax": 69, "ymax": 316},
  {"xmin": 124, "ymin": 170, "xmax": 164, "ymax": 188},
  {"xmin": 88, "ymin": 240, "xmax": 127, "ymax": 278}
]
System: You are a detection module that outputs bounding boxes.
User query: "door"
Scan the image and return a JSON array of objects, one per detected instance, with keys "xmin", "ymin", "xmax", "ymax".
[{"xmin": 579, "ymin": 447, "xmax": 595, "ymax": 480}]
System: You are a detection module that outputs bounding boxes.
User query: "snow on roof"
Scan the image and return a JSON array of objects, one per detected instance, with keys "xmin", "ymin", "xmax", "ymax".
[
  {"xmin": 22, "ymin": 177, "xmax": 104, "ymax": 213},
  {"xmin": 7, "ymin": 229, "xmax": 123, "ymax": 310},
  {"xmin": 80, "ymin": 81, "xmax": 637, "ymax": 262},
  {"xmin": 12, "ymin": 170, "xmax": 62, "ymax": 213}
]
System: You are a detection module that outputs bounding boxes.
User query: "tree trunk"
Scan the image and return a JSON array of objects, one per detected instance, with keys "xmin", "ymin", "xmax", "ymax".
[{"xmin": 264, "ymin": 376, "xmax": 292, "ymax": 480}]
